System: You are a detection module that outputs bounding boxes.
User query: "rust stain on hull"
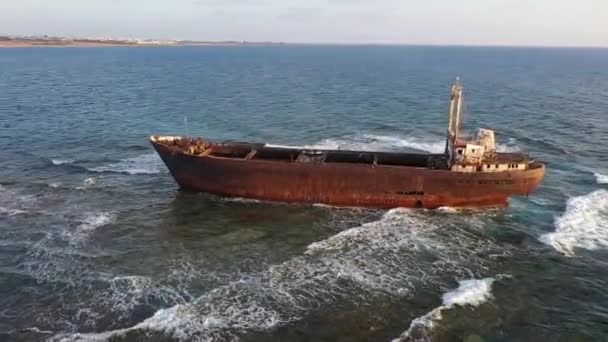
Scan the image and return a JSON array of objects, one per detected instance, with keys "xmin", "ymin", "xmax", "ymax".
[{"xmin": 150, "ymin": 139, "xmax": 545, "ymax": 209}]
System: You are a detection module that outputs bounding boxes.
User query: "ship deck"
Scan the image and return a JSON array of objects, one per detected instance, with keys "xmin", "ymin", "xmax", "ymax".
[
  {"xmin": 151, "ymin": 136, "xmax": 533, "ymax": 172},
  {"xmin": 151, "ymin": 136, "xmax": 450, "ymax": 169}
]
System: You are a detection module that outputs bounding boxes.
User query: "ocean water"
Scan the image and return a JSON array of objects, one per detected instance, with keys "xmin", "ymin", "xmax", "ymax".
[{"xmin": 0, "ymin": 46, "xmax": 607, "ymax": 341}]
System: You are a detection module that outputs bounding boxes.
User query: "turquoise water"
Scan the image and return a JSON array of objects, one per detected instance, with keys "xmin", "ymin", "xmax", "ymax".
[{"xmin": 0, "ymin": 46, "xmax": 607, "ymax": 341}]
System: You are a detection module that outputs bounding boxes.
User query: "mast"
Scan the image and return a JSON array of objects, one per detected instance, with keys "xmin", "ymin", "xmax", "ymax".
[
  {"xmin": 454, "ymin": 79, "xmax": 463, "ymax": 141},
  {"xmin": 447, "ymin": 84, "xmax": 456, "ymax": 137}
]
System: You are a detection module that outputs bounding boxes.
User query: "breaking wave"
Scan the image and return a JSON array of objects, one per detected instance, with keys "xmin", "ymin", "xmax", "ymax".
[
  {"xmin": 266, "ymin": 134, "xmax": 519, "ymax": 154},
  {"xmin": 539, "ymin": 189, "xmax": 608, "ymax": 256},
  {"xmin": 20, "ymin": 326, "xmax": 54, "ymax": 334},
  {"xmin": 595, "ymin": 172, "xmax": 608, "ymax": 184},
  {"xmin": 106, "ymin": 276, "xmax": 189, "ymax": 318},
  {"xmin": 442, "ymin": 278, "xmax": 495, "ymax": 307},
  {"xmin": 87, "ymin": 154, "xmax": 163, "ymax": 175},
  {"xmin": 393, "ymin": 278, "xmax": 495, "ymax": 342},
  {"xmin": 20, "ymin": 233, "xmax": 196, "ymax": 337},
  {"xmin": 51, "ymin": 159, "xmax": 75, "ymax": 166},
  {"xmin": 52, "ymin": 208, "xmax": 507, "ymax": 341}
]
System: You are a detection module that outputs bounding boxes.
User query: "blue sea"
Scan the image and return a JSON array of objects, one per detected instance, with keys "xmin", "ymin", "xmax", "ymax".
[{"xmin": 0, "ymin": 46, "xmax": 607, "ymax": 341}]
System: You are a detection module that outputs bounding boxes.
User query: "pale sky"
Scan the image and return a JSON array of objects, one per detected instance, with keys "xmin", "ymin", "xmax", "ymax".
[{"xmin": 2, "ymin": 0, "xmax": 607, "ymax": 47}]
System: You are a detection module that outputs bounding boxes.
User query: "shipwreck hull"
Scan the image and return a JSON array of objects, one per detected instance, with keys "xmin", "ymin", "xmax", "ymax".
[{"xmin": 151, "ymin": 140, "xmax": 545, "ymax": 209}]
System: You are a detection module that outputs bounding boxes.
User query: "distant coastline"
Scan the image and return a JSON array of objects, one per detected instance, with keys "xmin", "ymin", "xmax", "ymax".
[
  {"xmin": 1, "ymin": 35, "xmax": 606, "ymax": 49},
  {"xmin": 0, "ymin": 35, "xmax": 285, "ymax": 48}
]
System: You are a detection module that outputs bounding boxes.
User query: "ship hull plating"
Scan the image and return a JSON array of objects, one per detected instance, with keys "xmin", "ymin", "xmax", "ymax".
[{"xmin": 151, "ymin": 141, "xmax": 545, "ymax": 209}]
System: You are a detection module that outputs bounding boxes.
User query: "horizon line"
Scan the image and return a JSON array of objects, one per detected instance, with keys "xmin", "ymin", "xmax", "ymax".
[{"xmin": 2, "ymin": 33, "xmax": 607, "ymax": 49}]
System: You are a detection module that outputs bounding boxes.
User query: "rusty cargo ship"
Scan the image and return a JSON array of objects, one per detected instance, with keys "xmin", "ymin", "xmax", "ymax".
[{"xmin": 150, "ymin": 81, "xmax": 545, "ymax": 208}]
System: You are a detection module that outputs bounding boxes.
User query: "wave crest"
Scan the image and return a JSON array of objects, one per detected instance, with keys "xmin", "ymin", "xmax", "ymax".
[
  {"xmin": 595, "ymin": 172, "xmax": 608, "ymax": 184},
  {"xmin": 393, "ymin": 278, "xmax": 495, "ymax": 342},
  {"xmin": 88, "ymin": 154, "xmax": 163, "ymax": 175},
  {"xmin": 52, "ymin": 208, "xmax": 506, "ymax": 341},
  {"xmin": 51, "ymin": 159, "xmax": 75, "ymax": 166},
  {"xmin": 539, "ymin": 189, "xmax": 608, "ymax": 256}
]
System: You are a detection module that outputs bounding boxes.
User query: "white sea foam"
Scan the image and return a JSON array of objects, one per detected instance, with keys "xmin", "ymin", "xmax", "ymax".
[
  {"xmin": 306, "ymin": 208, "xmax": 436, "ymax": 256},
  {"xmin": 435, "ymin": 206, "xmax": 460, "ymax": 213},
  {"xmin": 539, "ymin": 189, "xmax": 608, "ymax": 256},
  {"xmin": 312, "ymin": 203, "xmax": 363, "ymax": 210},
  {"xmin": 315, "ymin": 134, "xmax": 446, "ymax": 153},
  {"xmin": 0, "ymin": 207, "xmax": 28, "ymax": 216},
  {"xmin": 19, "ymin": 214, "xmax": 198, "ymax": 336},
  {"xmin": 393, "ymin": 278, "xmax": 495, "ymax": 342},
  {"xmin": 104, "ymin": 275, "xmax": 186, "ymax": 319},
  {"xmin": 51, "ymin": 159, "xmax": 75, "ymax": 165},
  {"xmin": 442, "ymin": 278, "xmax": 495, "ymax": 307},
  {"xmin": 83, "ymin": 177, "xmax": 98, "ymax": 187},
  {"xmin": 267, "ymin": 133, "xmax": 518, "ymax": 155},
  {"xmin": 88, "ymin": 154, "xmax": 163, "ymax": 175},
  {"xmin": 595, "ymin": 172, "xmax": 608, "ymax": 184},
  {"xmin": 78, "ymin": 212, "xmax": 114, "ymax": 232},
  {"xmin": 75, "ymin": 177, "xmax": 99, "ymax": 190},
  {"xmin": 110, "ymin": 276, "xmax": 152, "ymax": 296},
  {"xmin": 61, "ymin": 212, "xmax": 115, "ymax": 245},
  {"xmin": 221, "ymin": 197, "xmax": 262, "ymax": 204},
  {"xmin": 20, "ymin": 326, "xmax": 54, "ymax": 334},
  {"xmin": 0, "ymin": 185, "xmax": 35, "ymax": 215},
  {"xmin": 266, "ymin": 134, "xmax": 444, "ymax": 153},
  {"xmin": 0, "ymin": 185, "xmax": 36, "ymax": 205},
  {"xmin": 51, "ymin": 305, "xmax": 195, "ymax": 342},
  {"xmin": 53, "ymin": 209, "xmax": 503, "ymax": 341}
]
